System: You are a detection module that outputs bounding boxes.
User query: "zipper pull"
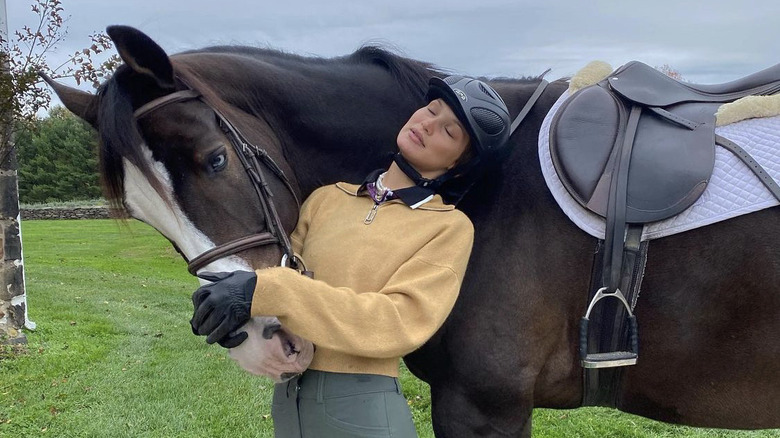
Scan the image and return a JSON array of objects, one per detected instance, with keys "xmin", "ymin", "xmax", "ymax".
[{"xmin": 364, "ymin": 203, "xmax": 379, "ymax": 224}]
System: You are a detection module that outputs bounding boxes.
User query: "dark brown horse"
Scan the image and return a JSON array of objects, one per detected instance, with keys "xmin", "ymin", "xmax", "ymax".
[{"xmin": 44, "ymin": 25, "xmax": 779, "ymax": 437}]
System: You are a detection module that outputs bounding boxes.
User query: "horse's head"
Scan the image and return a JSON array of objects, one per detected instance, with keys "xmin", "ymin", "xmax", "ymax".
[{"xmin": 43, "ymin": 25, "xmax": 301, "ymax": 276}]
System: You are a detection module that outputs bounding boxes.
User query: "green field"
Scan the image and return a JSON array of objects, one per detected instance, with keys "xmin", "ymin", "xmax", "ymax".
[{"xmin": 1, "ymin": 219, "xmax": 777, "ymax": 437}]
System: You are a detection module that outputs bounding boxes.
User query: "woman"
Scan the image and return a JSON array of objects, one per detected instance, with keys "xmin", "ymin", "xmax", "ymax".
[{"xmin": 190, "ymin": 75, "xmax": 511, "ymax": 437}]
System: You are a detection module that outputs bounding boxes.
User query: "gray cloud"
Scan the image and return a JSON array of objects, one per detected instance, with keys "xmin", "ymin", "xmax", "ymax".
[{"xmin": 7, "ymin": 0, "xmax": 780, "ymax": 94}]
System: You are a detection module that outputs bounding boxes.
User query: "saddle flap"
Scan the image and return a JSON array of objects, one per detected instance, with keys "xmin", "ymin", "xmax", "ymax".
[
  {"xmin": 551, "ymin": 85, "xmax": 620, "ymax": 210},
  {"xmin": 551, "ymin": 84, "xmax": 717, "ymax": 222},
  {"xmin": 624, "ymin": 102, "xmax": 715, "ymax": 221}
]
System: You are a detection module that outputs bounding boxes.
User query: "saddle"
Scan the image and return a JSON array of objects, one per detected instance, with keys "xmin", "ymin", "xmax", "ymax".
[{"xmin": 550, "ymin": 61, "xmax": 780, "ymax": 371}]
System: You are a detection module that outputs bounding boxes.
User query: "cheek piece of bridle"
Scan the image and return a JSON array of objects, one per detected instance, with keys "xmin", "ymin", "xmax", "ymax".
[
  {"xmin": 131, "ymin": 79, "xmax": 550, "ymax": 277},
  {"xmin": 133, "ymin": 87, "xmax": 306, "ymax": 277}
]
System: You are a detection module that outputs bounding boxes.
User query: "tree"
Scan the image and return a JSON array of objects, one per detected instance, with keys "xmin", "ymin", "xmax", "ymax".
[
  {"xmin": 0, "ymin": 0, "xmax": 118, "ymax": 344},
  {"xmin": 657, "ymin": 64, "xmax": 683, "ymax": 81},
  {"xmin": 1, "ymin": 0, "xmax": 118, "ymax": 154},
  {"xmin": 16, "ymin": 106, "xmax": 100, "ymax": 203}
]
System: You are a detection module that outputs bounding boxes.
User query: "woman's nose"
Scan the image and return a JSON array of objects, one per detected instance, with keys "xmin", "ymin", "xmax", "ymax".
[{"xmin": 421, "ymin": 118, "xmax": 434, "ymax": 134}]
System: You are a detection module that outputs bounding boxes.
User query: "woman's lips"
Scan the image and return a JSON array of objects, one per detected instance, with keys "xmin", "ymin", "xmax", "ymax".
[{"xmin": 409, "ymin": 128, "xmax": 425, "ymax": 147}]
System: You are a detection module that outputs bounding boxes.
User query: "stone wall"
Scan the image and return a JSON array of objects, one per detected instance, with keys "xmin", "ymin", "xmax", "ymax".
[{"xmin": 20, "ymin": 207, "xmax": 112, "ymax": 220}]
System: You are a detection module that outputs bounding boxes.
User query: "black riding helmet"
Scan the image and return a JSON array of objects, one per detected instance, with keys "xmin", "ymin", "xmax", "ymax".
[{"xmin": 394, "ymin": 75, "xmax": 511, "ymax": 190}]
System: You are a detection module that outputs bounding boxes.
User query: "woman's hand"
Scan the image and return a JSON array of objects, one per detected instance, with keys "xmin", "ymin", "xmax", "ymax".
[{"xmin": 190, "ymin": 270, "xmax": 257, "ymax": 347}]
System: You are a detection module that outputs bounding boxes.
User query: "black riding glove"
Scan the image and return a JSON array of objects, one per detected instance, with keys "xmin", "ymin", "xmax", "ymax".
[{"xmin": 190, "ymin": 270, "xmax": 257, "ymax": 348}]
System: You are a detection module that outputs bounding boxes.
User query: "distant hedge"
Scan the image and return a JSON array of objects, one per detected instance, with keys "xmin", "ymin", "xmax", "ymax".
[{"xmin": 15, "ymin": 106, "xmax": 101, "ymax": 204}]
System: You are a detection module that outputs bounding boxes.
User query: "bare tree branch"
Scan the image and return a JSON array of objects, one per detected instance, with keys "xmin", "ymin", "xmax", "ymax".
[{"xmin": 1, "ymin": 0, "xmax": 119, "ymax": 155}]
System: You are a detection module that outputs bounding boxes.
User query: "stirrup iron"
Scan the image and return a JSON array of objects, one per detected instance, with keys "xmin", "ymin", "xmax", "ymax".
[{"xmin": 579, "ymin": 287, "xmax": 639, "ymax": 368}]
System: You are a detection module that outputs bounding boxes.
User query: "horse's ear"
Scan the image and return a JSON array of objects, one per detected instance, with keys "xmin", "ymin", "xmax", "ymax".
[
  {"xmin": 38, "ymin": 72, "xmax": 98, "ymax": 127},
  {"xmin": 106, "ymin": 25, "xmax": 175, "ymax": 90}
]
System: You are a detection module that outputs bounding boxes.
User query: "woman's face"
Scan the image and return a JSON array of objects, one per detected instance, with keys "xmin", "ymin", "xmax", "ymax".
[{"xmin": 396, "ymin": 98, "xmax": 470, "ymax": 179}]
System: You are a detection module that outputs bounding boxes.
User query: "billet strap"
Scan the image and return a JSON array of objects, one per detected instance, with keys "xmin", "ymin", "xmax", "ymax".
[
  {"xmin": 716, "ymin": 135, "xmax": 780, "ymax": 201},
  {"xmin": 133, "ymin": 90, "xmax": 201, "ymax": 119},
  {"xmin": 510, "ymin": 80, "xmax": 549, "ymax": 136}
]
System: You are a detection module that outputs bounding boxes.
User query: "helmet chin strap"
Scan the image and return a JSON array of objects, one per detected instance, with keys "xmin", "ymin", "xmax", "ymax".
[
  {"xmin": 393, "ymin": 153, "xmax": 440, "ymax": 189},
  {"xmin": 393, "ymin": 153, "xmax": 478, "ymax": 191}
]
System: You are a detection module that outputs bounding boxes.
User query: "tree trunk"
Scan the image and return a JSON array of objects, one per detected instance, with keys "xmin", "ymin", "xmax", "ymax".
[{"xmin": 0, "ymin": 0, "xmax": 30, "ymax": 345}]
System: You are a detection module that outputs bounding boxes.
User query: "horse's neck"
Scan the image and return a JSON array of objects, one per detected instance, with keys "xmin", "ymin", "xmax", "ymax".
[
  {"xmin": 276, "ymin": 77, "xmax": 568, "ymax": 200},
  {"xmin": 187, "ymin": 52, "xmax": 567, "ymax": 200},
  {"xmin": 196, "ymin": 59, "xmax": 426, "ymax": 196}
]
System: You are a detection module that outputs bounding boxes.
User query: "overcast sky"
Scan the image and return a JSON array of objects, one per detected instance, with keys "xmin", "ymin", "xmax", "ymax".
[{"xmin": 5, "ymin": 0, "xmax": 780, "ymax": 98}]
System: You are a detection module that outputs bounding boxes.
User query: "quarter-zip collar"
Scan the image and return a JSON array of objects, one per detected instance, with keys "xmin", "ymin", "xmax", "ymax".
[{"xmin": 335, "ymin": 169, "xmax": 455, "ymax": 211}]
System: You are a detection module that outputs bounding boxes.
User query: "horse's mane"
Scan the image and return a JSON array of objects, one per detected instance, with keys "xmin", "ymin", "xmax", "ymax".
[
  {"xmin": 349, "ymin": 45, "xmax": 440, "ymax": 98},
  {"xmin": 188, "ymin": 44, "xmax": 439, "ymax": 98},
  {"xmin": 96, "ymin": 45, "xmax": 439, "ymax": 213}
]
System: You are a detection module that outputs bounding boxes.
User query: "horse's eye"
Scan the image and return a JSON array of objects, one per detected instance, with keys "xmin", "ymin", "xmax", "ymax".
[{"xmin": 209, "ymin": 152, "xmax": 227, "ymax": 172}]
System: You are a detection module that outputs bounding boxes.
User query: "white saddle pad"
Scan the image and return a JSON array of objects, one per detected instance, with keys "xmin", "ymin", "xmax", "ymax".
[{"xmin": 539, "ymin": 90, "xmax": 780, "ymax": 241}]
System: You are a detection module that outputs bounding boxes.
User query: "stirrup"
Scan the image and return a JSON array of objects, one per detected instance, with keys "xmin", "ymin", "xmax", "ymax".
[{"xmin": 579, "ymin": 287, "xmax": 639, "ymax": 368}]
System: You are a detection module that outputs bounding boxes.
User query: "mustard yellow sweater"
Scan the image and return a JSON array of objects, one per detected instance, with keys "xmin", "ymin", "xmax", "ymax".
[{"xmin": 250, "ymin": 182, "xmax": 474, "ymax": 377}]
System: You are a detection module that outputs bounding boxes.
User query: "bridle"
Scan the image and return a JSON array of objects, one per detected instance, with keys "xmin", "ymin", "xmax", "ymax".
[
  {"xmin": 130, "ymin": 78, "xmax": 549, "ymax": 276},
  {"xmin": 133, "ymin": 88, "xmax": 304, "ymax": 276}
]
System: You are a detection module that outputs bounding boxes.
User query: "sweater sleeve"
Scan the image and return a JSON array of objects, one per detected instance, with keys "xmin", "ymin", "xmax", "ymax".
[{"xmin": 250, "ymin": 214, "xmax": 474, "ymax": 359}]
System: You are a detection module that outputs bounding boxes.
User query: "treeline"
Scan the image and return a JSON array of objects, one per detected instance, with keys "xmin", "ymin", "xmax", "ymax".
[{"xmin": 15, "ymin": 106, "xmax": 102, "ymax": 204}]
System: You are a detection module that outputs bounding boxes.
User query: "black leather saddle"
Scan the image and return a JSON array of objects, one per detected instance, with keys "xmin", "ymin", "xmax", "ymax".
[{"xmin": 550, "ymin": 60, "xmax": 780, "ymax": 369}]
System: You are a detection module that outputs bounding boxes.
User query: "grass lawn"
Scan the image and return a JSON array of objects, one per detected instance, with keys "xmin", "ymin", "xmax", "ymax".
[{"xmin": 0, "ymin": 219, "xmax": 777, "ymax": 437}]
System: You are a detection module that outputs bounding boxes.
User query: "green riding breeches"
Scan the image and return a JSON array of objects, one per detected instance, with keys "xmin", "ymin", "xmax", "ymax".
[{"xmin": 272, "ymin": 369, "xmax": 418, "ymax": 437}]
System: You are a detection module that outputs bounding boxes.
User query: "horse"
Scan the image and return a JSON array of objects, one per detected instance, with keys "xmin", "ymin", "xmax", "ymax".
[{"xmin": 42, "ymin": 25, "xmax": 779, "ymax": 437}]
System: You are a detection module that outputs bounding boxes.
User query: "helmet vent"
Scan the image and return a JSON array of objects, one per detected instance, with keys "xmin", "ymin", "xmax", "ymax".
[
  {"xmin": 470, "ymin": 107, "xmax": 505, "ymax": 135},
  {"xmin": 444, "ymin": 76, "xmax": 462, "ymax": 85},
  {"xmin": 478, "ymin": 82, "xmax": 496, "ymax": 100}
]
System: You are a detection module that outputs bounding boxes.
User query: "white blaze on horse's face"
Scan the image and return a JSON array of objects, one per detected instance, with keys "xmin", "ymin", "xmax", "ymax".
[{"xmin": 122, "ymin": 143, "xmax": 251, "ymax": 282}]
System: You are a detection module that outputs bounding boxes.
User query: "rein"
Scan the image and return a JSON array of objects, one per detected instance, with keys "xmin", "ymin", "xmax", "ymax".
[
  {"xmin": 133, "ymin": 88, "xmax": 304, "ymax": 276},
  {"xmin": 130, "ymin": 78, "xmax": 549, "ymax": 276}
]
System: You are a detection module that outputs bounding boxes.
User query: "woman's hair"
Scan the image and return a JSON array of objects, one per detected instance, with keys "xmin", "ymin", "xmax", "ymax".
[{"xmin": 454, "ymin": 141, "xmax": 475, "ymax": 169}]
